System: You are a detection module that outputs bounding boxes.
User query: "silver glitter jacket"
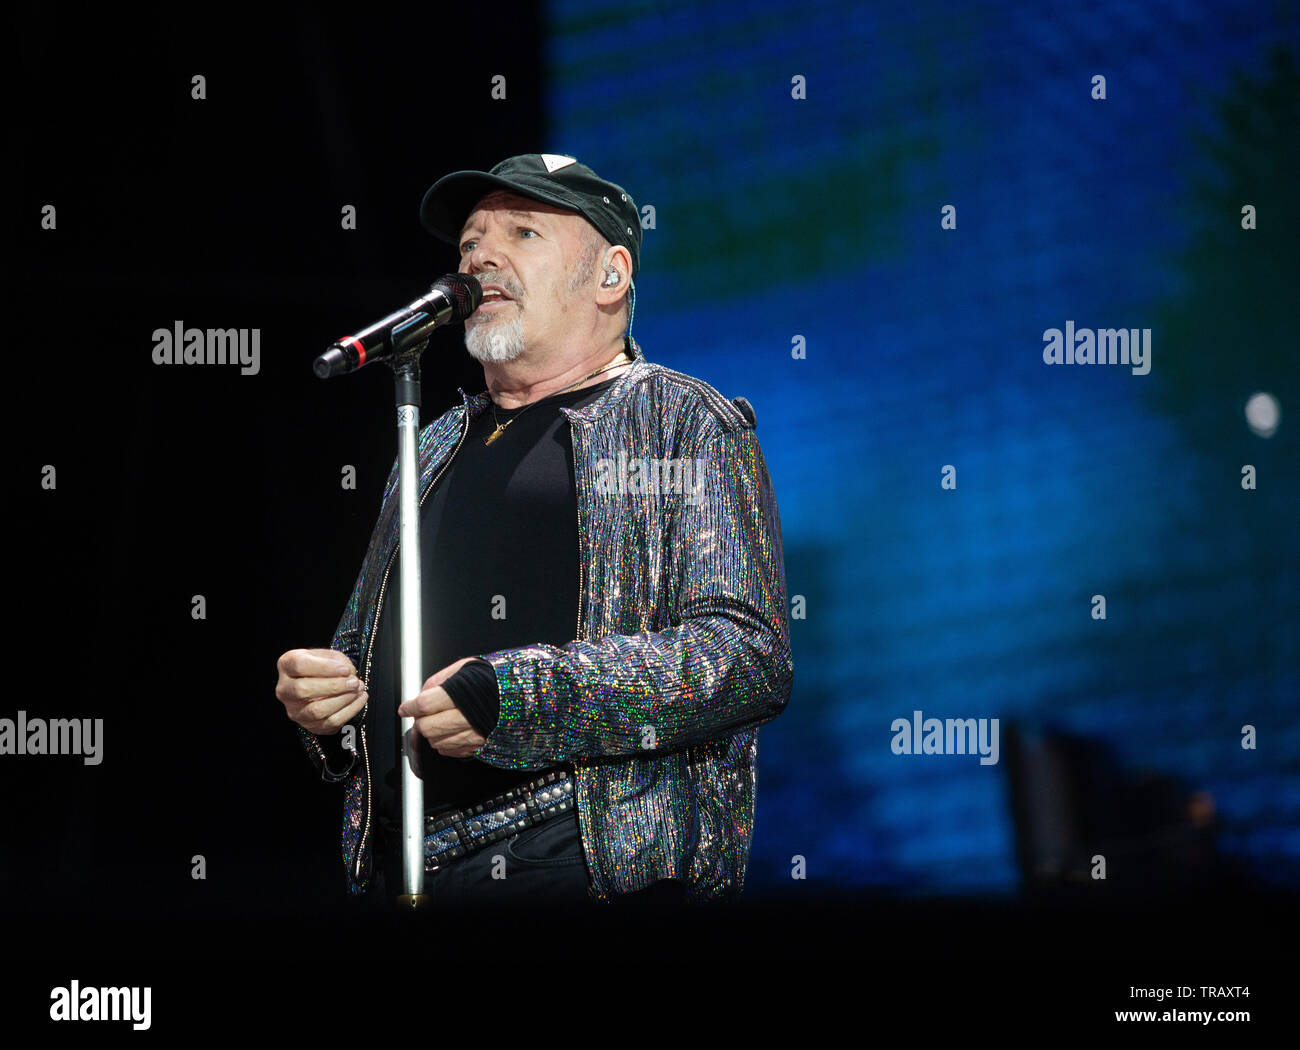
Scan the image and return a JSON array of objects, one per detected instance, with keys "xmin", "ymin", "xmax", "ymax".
[{"xmin": 297, "ymin": 337, "xmax": 793, "ymax": 901}]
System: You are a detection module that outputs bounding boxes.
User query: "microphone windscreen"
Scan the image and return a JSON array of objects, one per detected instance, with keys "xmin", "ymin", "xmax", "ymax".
[{"xmin": 432, "ymin": 273, "xmax": 482, "ymax": 321}]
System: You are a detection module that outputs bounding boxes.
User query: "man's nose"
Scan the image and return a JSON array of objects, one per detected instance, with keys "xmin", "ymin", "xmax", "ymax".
[{"xmin": 463, "ymin": 234, "xmax": 503, "ymax": 274}]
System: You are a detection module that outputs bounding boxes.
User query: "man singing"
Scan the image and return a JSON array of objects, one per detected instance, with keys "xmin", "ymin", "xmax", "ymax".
[{"xmin": 275, "ymin": 153, "xmax": 793, "ymax": 907}]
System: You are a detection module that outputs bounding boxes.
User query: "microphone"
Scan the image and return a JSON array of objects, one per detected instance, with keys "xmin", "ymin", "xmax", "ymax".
[{"xmin": 314, "ymin": 273, "xmax": 482, "ymax": 378}]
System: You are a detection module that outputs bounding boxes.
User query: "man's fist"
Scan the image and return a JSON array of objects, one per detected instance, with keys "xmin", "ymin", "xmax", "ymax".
[
  {"xmin": 276, "ymin": 648, "xmax": 368, "ymax": 735},
  {"xmin": 397, "ymin": 657, "xmax": 486, "ymax": 758}
]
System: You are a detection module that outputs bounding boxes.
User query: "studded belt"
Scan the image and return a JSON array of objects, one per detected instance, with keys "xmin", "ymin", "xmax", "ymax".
[{"xmin": 423, "ymin": 770, "xmax": 576, "ymax": 871}]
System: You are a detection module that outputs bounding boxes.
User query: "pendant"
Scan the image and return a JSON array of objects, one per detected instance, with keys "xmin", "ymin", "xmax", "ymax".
[{"xmin": 484, "ymin": 424, "xmax": 506, "ymax": 446}]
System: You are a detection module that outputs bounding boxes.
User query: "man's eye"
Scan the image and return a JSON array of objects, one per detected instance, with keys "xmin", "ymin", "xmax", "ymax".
[{"xmin": 460, "ymin": 228, "xmax": 534, "ymax": 253}]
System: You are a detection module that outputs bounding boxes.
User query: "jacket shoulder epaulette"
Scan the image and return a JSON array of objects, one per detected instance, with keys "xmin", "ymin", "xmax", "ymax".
[{"xmin": 634, "ymin": 362, "xmax": 757, "ymax": 433}]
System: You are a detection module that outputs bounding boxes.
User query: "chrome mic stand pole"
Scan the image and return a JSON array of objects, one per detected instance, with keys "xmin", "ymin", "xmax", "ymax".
[{"xmin": 390, "ymin": 353, "xmax": 428, "ymax": 909}]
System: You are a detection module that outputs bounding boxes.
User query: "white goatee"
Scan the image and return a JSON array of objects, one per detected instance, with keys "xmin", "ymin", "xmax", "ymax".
[{"xmin": 465, "ymin": 311, "xmax": 525, "ymax": 363}]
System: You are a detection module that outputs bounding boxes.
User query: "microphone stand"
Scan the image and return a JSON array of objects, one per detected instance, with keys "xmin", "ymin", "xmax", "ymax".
[
  {"xmin": 390, "ymin": 348, "xmax": 429, "ymax": 909},
  {"xmin": 315, "ymin": 273, "xmax": 480, "ymax": 910}
]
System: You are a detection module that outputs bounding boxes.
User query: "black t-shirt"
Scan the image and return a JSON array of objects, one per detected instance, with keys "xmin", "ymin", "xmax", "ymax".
[{"xmin": 365, "ymin": 375, "xmax": 619, "ymax": 871}]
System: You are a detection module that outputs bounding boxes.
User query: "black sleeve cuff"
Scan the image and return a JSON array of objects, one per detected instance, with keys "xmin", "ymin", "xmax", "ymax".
[{"xmin": 440, "ymin": 659, "xmax": 501, "ymax": 737}]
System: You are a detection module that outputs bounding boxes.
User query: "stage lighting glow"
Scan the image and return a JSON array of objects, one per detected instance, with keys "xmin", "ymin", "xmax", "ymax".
[{"xmin": 1245, "ymin": 392, "xmax": 1280, "ymax": 438}]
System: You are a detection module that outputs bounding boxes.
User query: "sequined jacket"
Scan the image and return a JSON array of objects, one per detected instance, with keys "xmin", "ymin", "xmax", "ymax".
[{"xmin": 297, "ymin": 337, "xmax": 793, "ymax": 902}]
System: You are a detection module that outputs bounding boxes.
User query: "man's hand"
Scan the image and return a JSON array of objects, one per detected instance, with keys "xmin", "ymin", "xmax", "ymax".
[
  {"xmin": 276, "ymin": 648, "xmax": 368, "ymax": 735},
  {"xmin": 398, "ymin": 657, "xmax": 487, "ymax": 758}
]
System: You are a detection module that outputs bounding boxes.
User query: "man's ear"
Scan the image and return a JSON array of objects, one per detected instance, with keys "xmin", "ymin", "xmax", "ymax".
[{"xmin": 595, "ymin": 245, "xmax": 633, "ymax": 308}]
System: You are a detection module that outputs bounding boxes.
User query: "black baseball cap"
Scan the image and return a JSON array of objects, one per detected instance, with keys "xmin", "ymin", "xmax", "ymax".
[{"xmin": 419, "ymin": 154, "xmax": 642, "ymax": 279}]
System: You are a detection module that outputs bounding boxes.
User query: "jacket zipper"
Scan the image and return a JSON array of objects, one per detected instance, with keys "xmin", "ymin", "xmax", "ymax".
[
  {"xmin": 351, "ymin": 400, "xmax": 473, "ymax": 885},
  {"xmin": 570, "ymin": 416, "xmax": 588, "ymax": 806},
  {"xmin": 572, "ymin": 419, "xmax": 586, "ymax": 644},
  {"xmin": 571, "ymin": 414, "xmax": 601, "ymax": 902},
  {"xmin": 569, "ymin": 344, "xmax": 635, "ymax": 644}
]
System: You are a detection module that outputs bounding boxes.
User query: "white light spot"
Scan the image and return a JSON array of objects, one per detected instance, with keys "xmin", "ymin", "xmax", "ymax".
[{"xmin": 1245, "ymin": 392, "xmax": 1280, "ymax": 438}]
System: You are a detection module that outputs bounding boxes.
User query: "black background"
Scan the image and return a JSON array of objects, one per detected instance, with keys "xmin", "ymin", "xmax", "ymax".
[{"xmin": 11, "ymin": 3, "xmax": 543, "ymax": 919}]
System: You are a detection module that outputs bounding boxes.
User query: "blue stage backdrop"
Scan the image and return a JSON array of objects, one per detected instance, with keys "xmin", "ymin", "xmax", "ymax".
[{"xmin": 541, "ymin": 0, "xmax": 1299, "ymax": 895}]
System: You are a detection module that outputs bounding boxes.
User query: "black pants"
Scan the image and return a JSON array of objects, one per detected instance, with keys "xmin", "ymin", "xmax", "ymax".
[{"xmin": 368, "ymin": 807, "xmax": 687, "ymax": 910}]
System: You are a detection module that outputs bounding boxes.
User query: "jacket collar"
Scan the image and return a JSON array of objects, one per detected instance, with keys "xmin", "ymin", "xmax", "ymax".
[{"xmin": 454, "ymin": 335, "xmax": 648, "ymax": 422}]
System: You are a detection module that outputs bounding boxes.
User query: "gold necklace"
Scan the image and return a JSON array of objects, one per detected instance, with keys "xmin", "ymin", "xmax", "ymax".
[{"xmin": 483, "ymin": 350, "xmax": 631, "ymax": 446}]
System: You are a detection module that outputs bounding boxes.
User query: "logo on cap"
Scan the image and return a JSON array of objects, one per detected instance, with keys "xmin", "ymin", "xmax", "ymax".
[{"xmin": 540, "ymin": 154, "xmax": 578, "ymax": 174}]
